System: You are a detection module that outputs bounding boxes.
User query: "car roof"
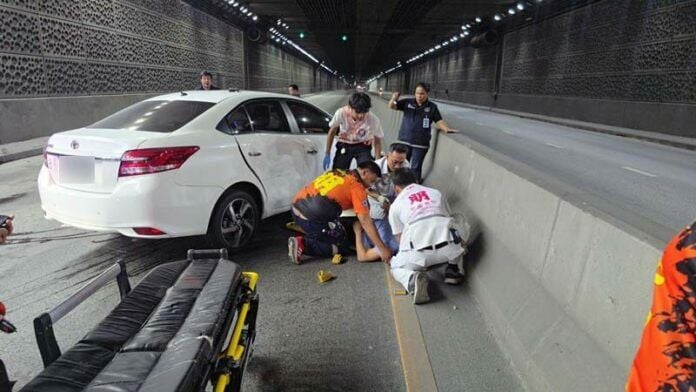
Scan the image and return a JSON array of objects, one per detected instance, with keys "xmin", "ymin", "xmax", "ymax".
[{"xmin": 144, "ymin": 90, "xmax": 298, "ymax": 104}]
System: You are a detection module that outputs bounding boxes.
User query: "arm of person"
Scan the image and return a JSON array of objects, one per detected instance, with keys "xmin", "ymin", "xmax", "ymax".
[
  {"xmin": 325, "ymin": 126, "xmax": 339, "ymax": 154},
  {"xmin": 388, "ymin": 92, "xmax": 400, "ymax": 110},
  {"xmin": 373, "ymin": 136, "xmax": 383, "ymax": 159},
  {"xmin": 435, "ymin": 119, "xmax": 458, "ymax": 133},
  {"xmin": 357, "ymin": 213, "xmax": 393, "ymax": 263},
  {"xmin": 352, "ymin": 221, "xmax": 381, "ymax": 262}
]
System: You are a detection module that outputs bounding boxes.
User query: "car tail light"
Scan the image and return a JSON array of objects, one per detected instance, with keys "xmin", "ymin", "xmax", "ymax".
[
  {"xmin": 133, "ymin": 227, "xmax": 166, "ymax": 236},
  {"xmin": 119, "ymin": 146, "xmax": 199, "ymax": 177}
]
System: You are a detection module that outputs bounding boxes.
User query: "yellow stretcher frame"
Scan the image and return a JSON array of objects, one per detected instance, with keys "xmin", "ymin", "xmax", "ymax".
[{"xmin": 214, "ymin": 271, "xmax": 259, "ymax": 392}]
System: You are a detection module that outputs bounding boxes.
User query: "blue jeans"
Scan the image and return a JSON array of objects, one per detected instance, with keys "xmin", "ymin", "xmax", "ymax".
[
  {"xmin": 362, "ymin": 219, "xmax": 399, "ymax": 255},
  {"xmin": 407, "ymin": 146, "xmax": 428, "ymax": 181},
  {"xmin": 291, "ymin": 211, "xmax": 350, "ymax": 257}
]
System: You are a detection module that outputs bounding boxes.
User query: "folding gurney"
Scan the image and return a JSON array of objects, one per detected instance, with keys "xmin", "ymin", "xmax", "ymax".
[{"xmin": 21, "ymin": 249, "xmax": 258, "ymax": 392}]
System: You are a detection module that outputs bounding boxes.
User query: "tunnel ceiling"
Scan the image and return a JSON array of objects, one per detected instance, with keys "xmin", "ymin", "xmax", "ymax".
[{"xmin": 201, "ymin": 0, "xmax": 516, "ymax": 80}]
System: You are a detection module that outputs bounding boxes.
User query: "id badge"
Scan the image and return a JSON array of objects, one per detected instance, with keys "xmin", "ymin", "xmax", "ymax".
[{"xmin": 422, "ymin": 117, "xmax": 430, "ymax": 128}]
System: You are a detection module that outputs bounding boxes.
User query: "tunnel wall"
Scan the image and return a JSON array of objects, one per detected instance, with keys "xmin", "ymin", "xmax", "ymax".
[
  {"xmin": 367, "ymin": 93, "xmax": 662, "ymax": 391},
  {"xmin": 376, "ymin": 0, "xmax": 696, "ymax": 138},
  {"xmin": 0, "ymin": 0, "xmax": 341, "ymax": 144},
  {"xmin": 246, "ymin": 42, "xmax": 340, "ymax": 94},
  {"xmin": 0, "ymin": 0, "xmax": 244, "ymax": 144}
]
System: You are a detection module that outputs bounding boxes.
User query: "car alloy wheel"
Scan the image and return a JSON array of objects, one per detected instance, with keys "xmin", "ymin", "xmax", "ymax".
[{"xmin": 209, "ymin": 190, "xmax": 259, "ymax": 250}]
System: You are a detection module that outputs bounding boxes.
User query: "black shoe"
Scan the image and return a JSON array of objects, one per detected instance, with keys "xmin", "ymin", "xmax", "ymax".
[{"xmin": 444, "ymin": 263, "xmax": 464, "ymax": 285}]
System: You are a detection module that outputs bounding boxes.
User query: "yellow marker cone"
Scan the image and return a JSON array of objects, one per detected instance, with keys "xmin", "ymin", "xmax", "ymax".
[
  {"xmin": 331, "ymin": 254, "xmax": 344, "ymax": 265},
  {"xmin": 317, "ymin": 270, "xmax": 335, "ymax": 284}
]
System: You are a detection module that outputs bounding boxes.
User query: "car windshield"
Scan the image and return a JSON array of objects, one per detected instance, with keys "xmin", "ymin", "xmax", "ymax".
[{"xmin": 91, "ymin": 100, "xmax": 215, "ymax": 133}]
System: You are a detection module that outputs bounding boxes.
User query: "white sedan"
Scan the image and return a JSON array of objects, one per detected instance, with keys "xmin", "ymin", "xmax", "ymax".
[{"xmin": 38, "ymin": 90, "xmax": 331, "ymax": 249}]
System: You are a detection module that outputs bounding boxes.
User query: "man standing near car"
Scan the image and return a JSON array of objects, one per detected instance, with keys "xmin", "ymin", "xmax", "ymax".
[
  {"xmin": 288, "ymin": 84, "xmax": 301, "ymax": 97},
  {"xmin": 388, "ymin": 169, "xmax": 465, "ymax": 304},
  {"xmin": 389, "ymin": 82, "xmax": 457, "ymax": 181},
  {"xmin": 288, "ymin": 161, "xmax": 393, "ymax": 265},
  {"xmin": 196, "ymin": 71, "xmax": 220, "ymax": 90},
  {"xmin": 324, "ymin": 92, "xmax": 384, "ymax": 171}
]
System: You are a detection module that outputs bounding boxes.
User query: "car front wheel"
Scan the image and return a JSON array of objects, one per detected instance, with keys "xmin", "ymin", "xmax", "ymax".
[{"xmin": 208, "ymin": 190, "xmax": 259, "ymax": 251}]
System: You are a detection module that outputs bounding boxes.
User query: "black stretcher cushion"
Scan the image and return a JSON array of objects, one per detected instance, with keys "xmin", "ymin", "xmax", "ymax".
[
  {"xmin": 81, "ymin": 261, "xmax": 190, "ymax": 350},
  {"xmin": 21, "ymin": 259, "xmax": 243, "ymax": 392},
  {"xmin": 20, "ymin": 343, "xmax": 115, "ymax": 392},
  {"xmin": 138, "ymin": 260, "xmax": 242, "ymax": 392},
  {"xmin": 122, "ymin": 260, "xmax": 218, "ymax": 352},
  {"xmin": 84, "ymin": 352, "xmax": 161, "ymax": 392}
]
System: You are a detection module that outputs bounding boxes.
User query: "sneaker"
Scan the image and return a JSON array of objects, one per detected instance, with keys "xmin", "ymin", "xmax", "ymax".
[
  {"xmin": 288, "ymin": 236, "xmax": 304, "ymax": 264},
  {"xmin": 444, "ymin": 263, "xmax": 464, "ymax": 285},
  {"xmin": 409, "ymin": 272, "xmax": 430, "ymax": 305}
]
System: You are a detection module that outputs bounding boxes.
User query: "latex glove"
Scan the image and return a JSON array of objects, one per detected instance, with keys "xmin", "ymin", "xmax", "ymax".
[{"xmin": 323, "ymin": 154, "xmax": 331, "ymax": 170}]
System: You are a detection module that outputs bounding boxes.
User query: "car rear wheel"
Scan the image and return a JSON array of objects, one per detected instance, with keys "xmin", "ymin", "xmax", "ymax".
[{"xmin": 208, "ymin": 190, "xmax": 259, "ymax": 251}]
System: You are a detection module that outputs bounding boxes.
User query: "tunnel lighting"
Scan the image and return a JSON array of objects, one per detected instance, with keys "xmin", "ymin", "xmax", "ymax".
[
  {"xmin": 508, "ymin": 8, "xmax": 516, "ymax": 14},
  {"xmin": 461, "ymin": 25, "xmax": 467, "ymax": 30},
  {"xmin": 465, "ymin": 24, "xmax": 471, "ymax": 28},
  {"xmin": 247, "ymin": 11, "xmax": 252, "ymax": 15},
  {"xmin": 275, "ymin": 38, "xmax": 280, "ymax": 42},
  {"xmin": 460, "ymin": 32, "xmax": 465, "ymax": 37},
  {"xmin": 299, "ymin": 32, "xmax": 305, "ymax": 38},
  {"xmin": 517, "ymin": 3, "xmax": 525, "ymax": 10},
  {"xmin": 232, "ymin": 1, "xmax": 238, "ymax": 5},
  {"xmin": 240, "ymin": 7, "xmax": 246, "ymax": 12},
  {"xmin": 452, "ymin": 36, "xmax": 458, "ymax": 41},
  {"xmin": 475, "ymin": 17, "xmax": 482, "ymax": 23},
  {"xmin": 277, "ymin": 20, "xmax": 281, "ymax": 25},
  {"xmin": 435, "ymin": 44, "xmax": 441, "ymax": 49},
  {"xmin": 252, "ymin": 15, "xmax": 257, "ymax": 21},
  {"xmin": 494, "ymin": 14, "xmax": 502, "ymax": 21},
  {"xmin": 284, "ymin": 25, "xmax": 289, "ymax": 29},
  {"xmin": 464, "ymin": 31, "xmax": 470, "ymax": 36},
  {"xmin": 341, "ymin": 35, "xmax": 348, "ymax": 41}
]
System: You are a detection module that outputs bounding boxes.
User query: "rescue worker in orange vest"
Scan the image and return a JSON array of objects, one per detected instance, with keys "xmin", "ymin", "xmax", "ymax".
[
  {"xmin": 627, "ymin": 219, "xmax": 696, "ymax": 391},
  {"xmin": 288, "ymin": 161, "xmax": 393, "ymax": 264}
]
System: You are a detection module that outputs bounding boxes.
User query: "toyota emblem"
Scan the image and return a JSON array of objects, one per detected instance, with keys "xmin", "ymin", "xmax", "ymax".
[{"xmin": 70, "ymin": 140, "xmax": 79, "ymax": 150}]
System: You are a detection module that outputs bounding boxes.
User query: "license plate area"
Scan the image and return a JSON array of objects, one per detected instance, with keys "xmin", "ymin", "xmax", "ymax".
[{"xmin": 56, "ymin": 156, "xmax": 96, "ymax": 184}]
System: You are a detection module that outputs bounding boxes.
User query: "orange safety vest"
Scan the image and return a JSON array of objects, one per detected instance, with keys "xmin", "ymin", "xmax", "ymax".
[{"xmin": 627, "ymin": 221, "xmax": 696, "ymax": 391}]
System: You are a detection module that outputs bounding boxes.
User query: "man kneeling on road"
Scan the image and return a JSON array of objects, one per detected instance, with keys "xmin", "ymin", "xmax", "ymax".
[
  {"xmin": 389, "ymin": 169, "xmax": 465, "ymax": 304},
  {"xmin": 289, "ymin": 161, "xmax": 393, "ymax": 264},
  {"xmin": 353, "ymin": 143, "xmax": 410, "ymax": 262}
]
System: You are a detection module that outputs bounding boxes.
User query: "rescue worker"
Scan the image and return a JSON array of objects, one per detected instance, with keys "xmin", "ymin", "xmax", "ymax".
[
  {"xmin": 289, "ymin": 161, "xmax": 393, "ymax": 264},
  {"xmin": 627, "ymin": 219, "xmax": 696, "ymax": 391},
  {"xmin": 323, "ymin": 92, "xmax": 384, "ymax": 171},
  {"xmin": 389, "ymin": 82, "xmax": 457, "ymax": 181},
  {"xmin": 352, "ymin": 143, "xmax": 411, "ymax": 262},
  {"xmin": 388, "ymin": 169, "xmax": 465, "ymax": 304}
]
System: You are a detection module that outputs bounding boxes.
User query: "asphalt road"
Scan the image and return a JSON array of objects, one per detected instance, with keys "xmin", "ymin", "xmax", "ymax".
[
  {"xmin": 0, "ymin": 154, "xmax": 404, "ymax": 391},
  {"xmin": 427, "ymin": 101, "xmax": 696, "ymax": 240}
]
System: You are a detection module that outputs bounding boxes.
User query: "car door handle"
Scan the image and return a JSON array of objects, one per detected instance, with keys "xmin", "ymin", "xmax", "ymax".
[
  {"xmin": 248, "ymin": 151, "xmax": 262, "ymax": 157},
  {"xmin": 306, "ymin": 149, "xmax": 318, "ymax": 154}
]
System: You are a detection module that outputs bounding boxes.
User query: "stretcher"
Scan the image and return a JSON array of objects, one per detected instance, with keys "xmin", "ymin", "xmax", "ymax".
[{"xmin": 19, "ymin": 249, "xmax": 259, "ymax": 392}]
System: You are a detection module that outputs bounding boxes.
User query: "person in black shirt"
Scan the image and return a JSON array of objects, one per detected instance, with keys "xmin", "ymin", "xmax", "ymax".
[
  {"xmin": 196, "ymin": 71, "xmax": 220, "ymax": 90},
  {"xmin": 389, "ymin": 82, "xmax": 457, "ymax": 181}
]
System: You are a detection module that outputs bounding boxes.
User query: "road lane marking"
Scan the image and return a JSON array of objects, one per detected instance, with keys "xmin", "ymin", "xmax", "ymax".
[
  {"xmin": 622, "ymin": 166, "xmax": 657, "ymax": 177},
  {"xmin": 476, "ymin": 122, "xmax": 486, "ymax": 126},
  {"xmin": 545, "ymin": 142, "xmax": 564, "ymax": 149},
  {"xmin": 502, "ymin": 130, "xmax": 515, "ymax": 135}
]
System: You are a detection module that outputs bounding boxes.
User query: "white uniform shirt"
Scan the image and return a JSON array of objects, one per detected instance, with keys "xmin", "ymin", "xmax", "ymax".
[
  {"xmin": 329, "ymin": 106, "xmax": 384, "ymax": 144},
  {"xmin": 389, "ymin": 184, "xmax": 453, "ymax": 251}
]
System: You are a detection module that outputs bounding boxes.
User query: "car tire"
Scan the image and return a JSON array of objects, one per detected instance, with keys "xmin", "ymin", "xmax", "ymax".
[{"xmin": 208, "ymin": 190, "xmax": 259, "ymax": 251}]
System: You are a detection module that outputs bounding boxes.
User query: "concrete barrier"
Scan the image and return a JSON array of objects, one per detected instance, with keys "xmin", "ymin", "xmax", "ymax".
[
  {"xmin": 0, "ymin": 94, "xmax": 159, "ymax": 144},
  {"xmin": 368, "ymin": 93, "xmax": 663, "ymax": 391}
]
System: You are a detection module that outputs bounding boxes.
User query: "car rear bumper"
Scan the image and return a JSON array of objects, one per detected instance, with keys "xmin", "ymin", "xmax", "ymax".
[{"xmin": 38, "ymin": 167, "xmax": 222, "ymax": 238}]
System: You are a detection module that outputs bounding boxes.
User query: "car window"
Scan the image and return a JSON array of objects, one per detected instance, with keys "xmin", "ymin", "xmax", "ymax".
[
  {"xmin": 286, "ymin": 101, "xmax": 331, "ymax": 134},
  {"xmin": 218, "ymin": 107, "xmax": 252, "ymax": 135},
  {"xmin": 91, "ymin": 100, "xmax": 214, "ymax": 133},
  {"xmin": 245, "ymin": 101, "xmax": 290, "ymax": 133}
]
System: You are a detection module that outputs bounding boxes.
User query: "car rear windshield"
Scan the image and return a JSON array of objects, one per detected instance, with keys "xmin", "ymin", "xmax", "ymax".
[{"xmin": 91, "ymin": 100, "xmax": 215, "ymax": 133}]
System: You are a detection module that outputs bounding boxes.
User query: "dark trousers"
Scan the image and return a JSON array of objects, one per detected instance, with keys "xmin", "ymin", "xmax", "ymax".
[
  {"xmin": 291, "ymin": 210, "xmax": 351, "ymax": 257},
  {"xmin": 407, "ymin": 146, "xmax": 429, "ymax": 181},
  {"xmin": 332, "ymin": 142, "xmax": 372, "ymax": 170}
]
